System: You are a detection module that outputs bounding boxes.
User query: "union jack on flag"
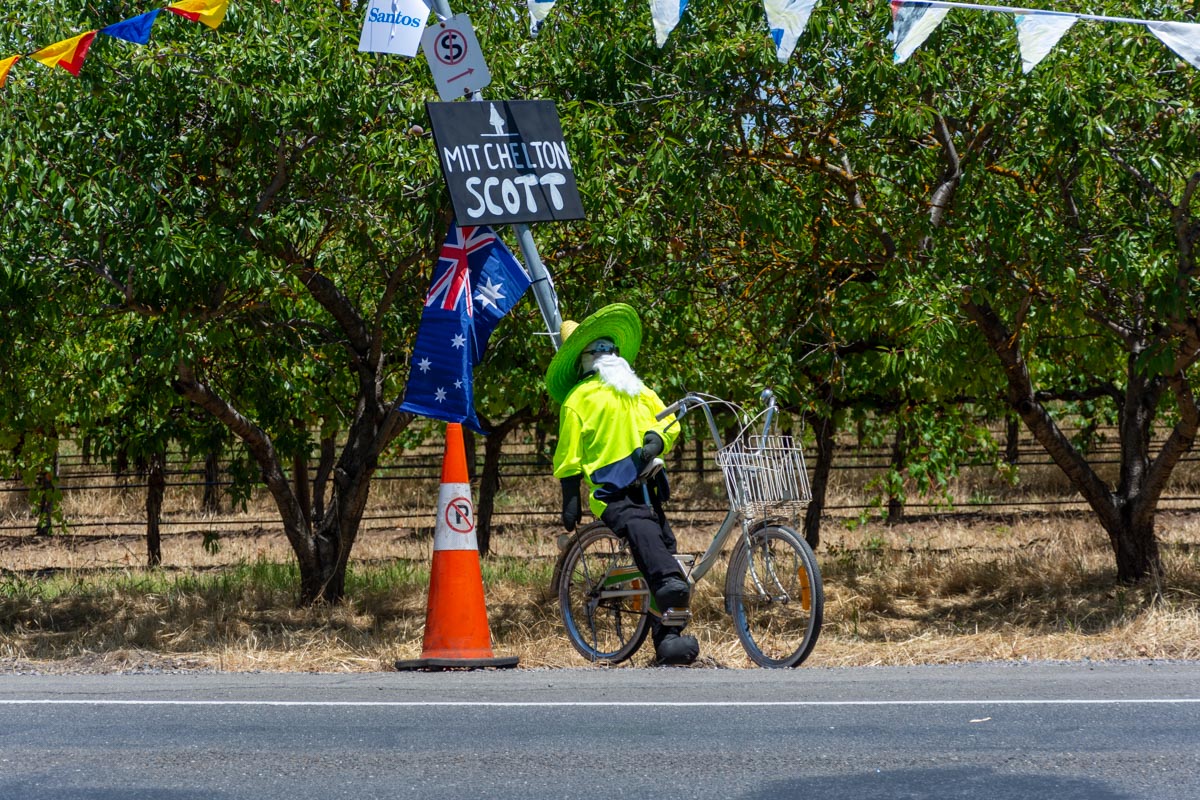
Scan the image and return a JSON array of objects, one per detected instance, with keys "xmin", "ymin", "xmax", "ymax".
[{"xmin": 424, "ymin": 224, "xmax": 498, "ymax": 317}]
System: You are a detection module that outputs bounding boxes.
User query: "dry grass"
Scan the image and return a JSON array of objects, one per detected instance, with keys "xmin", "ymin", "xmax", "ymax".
[
  {"xmin": 5, "ymin": 434, "xmax": 1200, "ymax": 672},
  {"xmin": 4, "ymin": 509, "xmax": 1200, "ymax": 673}
]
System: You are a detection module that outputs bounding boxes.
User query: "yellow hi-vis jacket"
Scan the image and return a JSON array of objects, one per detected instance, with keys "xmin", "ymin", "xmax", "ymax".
[{"xmin": 552, "ymin": 375, "xmax": 680, "ymax": 517}]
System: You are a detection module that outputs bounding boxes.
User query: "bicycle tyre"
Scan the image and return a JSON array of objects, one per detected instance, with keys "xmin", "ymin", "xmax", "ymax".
[
  {"xmin": 553, "ymin": 523, "xmax": 651, "ymax": 664},
  {"xmin": 726, "ymin": 523, "xmax": 823, "ymax": 668}
]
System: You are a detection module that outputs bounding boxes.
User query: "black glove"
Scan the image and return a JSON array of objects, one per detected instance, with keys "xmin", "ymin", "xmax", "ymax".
[
  {"xmin": 632, "ymin": 432, "xmax": 665, "ymax": 474},
  {"xmin": 560, "ymin": 475, "xmax": 582, "ymax": 532},
  {"xmin": 642, "ymin": 430, "xmax": 664, "ymax": 460}
]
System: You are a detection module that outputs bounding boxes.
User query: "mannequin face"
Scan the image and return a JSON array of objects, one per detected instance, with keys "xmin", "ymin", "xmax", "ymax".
[{"xmin": 579, "ymin": 338, "xmax": 617, "ymax": 375}]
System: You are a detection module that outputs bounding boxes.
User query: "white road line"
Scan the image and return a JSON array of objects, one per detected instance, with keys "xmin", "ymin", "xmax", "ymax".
[{"xmin": 0, "ymin": 699, "xmax": 1199, "ymax": 707}]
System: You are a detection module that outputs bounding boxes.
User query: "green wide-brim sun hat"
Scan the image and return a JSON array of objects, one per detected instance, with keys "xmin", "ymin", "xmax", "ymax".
[{"xmin": 545, "ymin": 303, "xmax": 643, "ymax": 405}]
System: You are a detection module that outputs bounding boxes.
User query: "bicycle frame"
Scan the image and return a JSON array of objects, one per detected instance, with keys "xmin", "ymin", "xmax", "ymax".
[
  {"xmin": 557, "ymin": 389, "xmax": 822, "ymax": 666},
  {"xmin": 657, "ymin": 390, "xmax": 780, "ymax": 584},
  {"xmin": 558, "ymin": 391, "xmax": 785, "ymax": 612}
]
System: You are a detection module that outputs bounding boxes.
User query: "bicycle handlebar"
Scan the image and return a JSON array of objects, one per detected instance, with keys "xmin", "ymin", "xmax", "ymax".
[
  {"xmin": 655, "ymin": 399, "xmax": 684, "ymax": 422},
  {"xmin": 655, "ymin": 390, "xmax": 780, "ymax": 451},
  {"xmin": 760, "ymin": 389, "xmax": 777, "ymax": 437}
]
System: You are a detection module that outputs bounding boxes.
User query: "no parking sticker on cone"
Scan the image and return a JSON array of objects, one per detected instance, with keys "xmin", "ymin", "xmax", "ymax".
[
  {"xmin": 395, "ymin": 423, "xmax": 518, "ymax": 671},
  {"xmin": 437, "ymin": 490, "xmax": 475, "ymax": 547}
]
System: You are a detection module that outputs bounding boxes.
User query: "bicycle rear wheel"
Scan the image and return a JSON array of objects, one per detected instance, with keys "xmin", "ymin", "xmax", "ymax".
[
  {"xmin": 726, "ymin": 524, "xmax": 823, "ymax": 668},
  {"xmin": 553, "ymin": 523, "xmax": 651, "ymax": 664}
]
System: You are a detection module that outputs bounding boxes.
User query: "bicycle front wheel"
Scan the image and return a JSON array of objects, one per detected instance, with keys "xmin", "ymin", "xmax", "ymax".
[
  {"xmin": 553, "ymin": 523, "xmax": 651, "ymax": 664},
  {"xmin": 726, "ymin": 524, "xmax": 823, "ymax": 668}
]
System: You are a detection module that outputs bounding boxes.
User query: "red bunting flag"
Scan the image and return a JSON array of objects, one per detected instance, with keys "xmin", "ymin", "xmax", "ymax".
[
  {"xmin": 0, "ymin": 55, "xmax": 18, "ymax": 87},
  {"xmin": 167, "ymin": 0, "xmax": 230, "ymax": 30},
  {"xmin": 30, "ymin": 31, "xmax": 97, "ymax": 77}
]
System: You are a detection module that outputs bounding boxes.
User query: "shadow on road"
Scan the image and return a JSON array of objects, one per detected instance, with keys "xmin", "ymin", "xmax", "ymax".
[
  {"xmin": 741, "ymin": 764, "xmax": 1131, "ymax": 800},
  {"xmin": 0, "ymin": 786, "xmax": 228, "ymax": 800}
]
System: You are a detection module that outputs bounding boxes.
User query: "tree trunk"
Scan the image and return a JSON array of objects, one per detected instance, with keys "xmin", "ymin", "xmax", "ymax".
[
  {"xmin": 1109, "ymin": 500, "xmax": 1162, "ymax": 584},
  {"xmin": 202, "ymin": 450, "xmax": 222, "ymax": 515},
  {"xmin": 802, "ymin": 412, "xmax": 836, "ymax": 549},
  {"xmin": 34, "ymin": 453, "xmax": 58, "ymax": 538},
  {"xmin": 174, "ymin": 364, "xmax": 412, "ymax": 605},
  {"xmin": 477, "ymin": 433, "xmax": 503, "ymax": 557},
  {"xmin": 463, "ymin": 428, "xmax": 477, "ymax": 483},
  {"xmin": 534, "ymin": 422, "xmax": 549, "ymax": 467},
  {"xmin": 312, "ymin": 433, "xmax": 336, "ymax": 522},
  {"xmin": 476, "ymin": 408, "xmax": 531, "ymax": 556},
  {"xmin": 293, "ymin": 433, "xmax": 311, "ymax": 524},
  {"xmin": 963, "ymin": 297, "xmax": 1199, "ymax": 584},
  {"xmin": 115, "ymin": 446, "xmax": 130, "ymax": 496},
  {"xmin": 145, "ymin": 450, "xmax": 165, "ymax": 567},
  {"xmin": 1005, "ymin": 413, "xmax": 1020, "ymax": 464},
  {"xmin": 886, "ymin": 418, "xmax": 907, "ymax": 525}
]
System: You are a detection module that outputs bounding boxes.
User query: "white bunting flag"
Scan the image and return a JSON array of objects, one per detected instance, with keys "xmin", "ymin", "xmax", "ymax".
[
  {"xmin": 1145, "ymin": 20, "xmax": 1200, "ymax": 70},
  {"xmin": 649, "ymin": 0, "xmax": 689, "ymax": 48},
  {"xmin": 891, "ymin": 2, "xmax": 951, "ymax": 64},
  {"xmin": 763, "ymin": 0, "xmax": 819, "ymax": 63},
  {"xmin": 1014, "ymin": 13, "xmax": 1076, "ymax": 73},
  {"xmin": 527, "ymin": 0, "xmax": 557, "ymax": 36},
  {"xmin": 358, "ymin": 0, "xmax": 431, "ymax": 57}
]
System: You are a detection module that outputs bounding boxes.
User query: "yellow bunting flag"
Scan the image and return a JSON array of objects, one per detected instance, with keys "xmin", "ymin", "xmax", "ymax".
[
  {"xmin": 0, "ymin": 55, "xmax": 18, "ymax": 88},
  {"xmin": 30, "ymin": 31, "xmax": 97, "ymax": 77},
  {"xmin": 167, "ymin": 0, "xmax": 230, "ymax": 30}
]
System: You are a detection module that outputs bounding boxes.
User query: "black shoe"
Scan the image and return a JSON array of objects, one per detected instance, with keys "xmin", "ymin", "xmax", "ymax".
[
  {"xmin": 654, "ymin": 631, "xmax": 700, "ymax": 666},
  {"xmin": 654, "ymin": 576, "xmax": 690, "ymax": 612},
  {"xmin": 652, "ymin": 617, "xmax": 699, "ymax": 666}
]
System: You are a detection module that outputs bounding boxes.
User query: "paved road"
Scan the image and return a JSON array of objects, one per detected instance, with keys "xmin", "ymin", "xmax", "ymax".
[{"xmin": 1, "ymin": 662, "xmax": 1198, "ymax": 799}]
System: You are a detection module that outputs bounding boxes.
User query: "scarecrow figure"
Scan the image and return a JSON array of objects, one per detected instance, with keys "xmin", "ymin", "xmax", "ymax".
[{"xmin": 545, "ymin": 303, "xmax": 699, "ymax": 665}]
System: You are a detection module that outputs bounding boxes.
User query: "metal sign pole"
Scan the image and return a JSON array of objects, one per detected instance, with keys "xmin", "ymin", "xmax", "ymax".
[{"xmin": 428, "ymin": 0, "xmax": 564, "ymax": 350}]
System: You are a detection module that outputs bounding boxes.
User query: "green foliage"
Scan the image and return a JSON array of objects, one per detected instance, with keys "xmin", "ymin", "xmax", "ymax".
[{"xmin": 1, "ymin": 0, "xmax": 1198, "ymax": 583}]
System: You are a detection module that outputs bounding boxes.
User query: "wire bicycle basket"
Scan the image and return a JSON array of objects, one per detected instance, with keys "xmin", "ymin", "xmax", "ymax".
[{"xmin": 716, "ymin": 433, "xmax": 813, "ymax": 521}]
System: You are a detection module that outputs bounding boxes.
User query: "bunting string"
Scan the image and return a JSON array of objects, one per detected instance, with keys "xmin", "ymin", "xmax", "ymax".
[
  {"xmin": 4, "ymin": 0, "xmax": 1198, "ymax": 93},
  {"xmin": 1, "ymin": 1, "xmax": 230, "ymax": 89},
  {"xmin": 906, "ymin": 1, "xmax": 1150, "ymax": 27},
  {"xmin": 889, "ymin": 0, "xmax": 1200, "ymax": 71},
  {"xmin": 520, "ymin": 0, "xmax": 1200, "ymax": 73}
]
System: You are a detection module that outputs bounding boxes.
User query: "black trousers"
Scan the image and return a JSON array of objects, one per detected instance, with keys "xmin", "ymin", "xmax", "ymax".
[{"xmin": 600, "ymin": 489, "xmax": 683, "ymax": 596}]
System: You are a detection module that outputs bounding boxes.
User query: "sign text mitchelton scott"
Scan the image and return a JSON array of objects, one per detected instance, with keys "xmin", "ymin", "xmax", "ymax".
[{"xmin": 426, "ymin": 100, "xmax": 586, "ymax": 226}]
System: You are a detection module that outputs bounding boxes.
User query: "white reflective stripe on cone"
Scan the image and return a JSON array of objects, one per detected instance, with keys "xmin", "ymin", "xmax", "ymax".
[{"xmin": 433, "ymin": 482, "xmax": 478, "ymax": 551}]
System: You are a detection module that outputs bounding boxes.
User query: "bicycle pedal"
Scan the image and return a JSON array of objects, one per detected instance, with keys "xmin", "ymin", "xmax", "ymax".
[{"xmin": 660, "ymin": 608, "xmax": 692, "ymax": 627}]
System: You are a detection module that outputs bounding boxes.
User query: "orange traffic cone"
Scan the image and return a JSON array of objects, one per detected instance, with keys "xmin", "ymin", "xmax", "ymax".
[{"xmin": 395, "ymin": 423, "xmax": 518, "ymax": 670}]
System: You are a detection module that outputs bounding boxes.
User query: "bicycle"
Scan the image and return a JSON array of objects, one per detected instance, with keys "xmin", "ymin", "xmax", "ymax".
[{"xmin": 551, "ymin": 389, "xmax": 824, "ymax": 668}]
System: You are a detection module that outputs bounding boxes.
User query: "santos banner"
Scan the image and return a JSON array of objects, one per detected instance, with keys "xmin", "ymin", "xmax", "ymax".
[{"xmin": 359, "ymin": 0, "xmax": 431, "ymax": 58}]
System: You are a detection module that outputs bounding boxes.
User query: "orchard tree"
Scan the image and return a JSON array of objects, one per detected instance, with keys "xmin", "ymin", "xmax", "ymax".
[
  {"xmin": 915, "ymin": 12, "xmax": 1200, "ymax": 583},
  {"xmin": 797, "ymin": 3, "xmax": 1200, "ymax": 582},
  {"xmin": 1, "ymin": 0, "xmax": 448, "ymax": 602},
  {"xmin": 524, "ymin": 0, "xmax": 1006, "ymax": 543},
  {"xmin": 529, "ymin": 0, "xmax": 1200, "ymax": 585}
]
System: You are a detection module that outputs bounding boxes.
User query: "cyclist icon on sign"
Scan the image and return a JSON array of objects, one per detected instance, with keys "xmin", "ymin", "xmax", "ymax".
[{"xmin": 434, "ymin": 28, "xmax": 468, "ymax": 67}]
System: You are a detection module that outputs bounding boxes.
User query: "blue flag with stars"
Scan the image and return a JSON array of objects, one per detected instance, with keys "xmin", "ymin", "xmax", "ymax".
[{"xmin": 399, "ymin": 222, "xmax": 531, "ymax": 433}]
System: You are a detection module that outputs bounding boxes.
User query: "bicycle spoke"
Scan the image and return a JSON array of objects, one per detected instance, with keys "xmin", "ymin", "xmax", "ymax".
[
  {"xmin": 557, "ymin": 526, "xmax": 650, "ymax": 663},
  {"xmin": 729, "ymin": 526, "xmax": 822, "ymax": 668}
]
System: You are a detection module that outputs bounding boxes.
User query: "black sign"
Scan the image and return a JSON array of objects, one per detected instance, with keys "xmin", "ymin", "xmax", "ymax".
[{"xmin": 426, "ymin": 100, "xmax": 586, "ymax": 226}]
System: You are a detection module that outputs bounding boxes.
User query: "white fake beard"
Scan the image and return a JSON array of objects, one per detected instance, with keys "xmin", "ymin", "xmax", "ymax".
[{"xmin": 591, "ymin": 353, "xmax": 645, "ymax": 397}]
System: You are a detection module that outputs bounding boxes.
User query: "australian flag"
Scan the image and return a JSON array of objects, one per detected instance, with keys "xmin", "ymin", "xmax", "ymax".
[{"xmin": 399, "ymin": 221, "xmax": 531, "ymax": 432}]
